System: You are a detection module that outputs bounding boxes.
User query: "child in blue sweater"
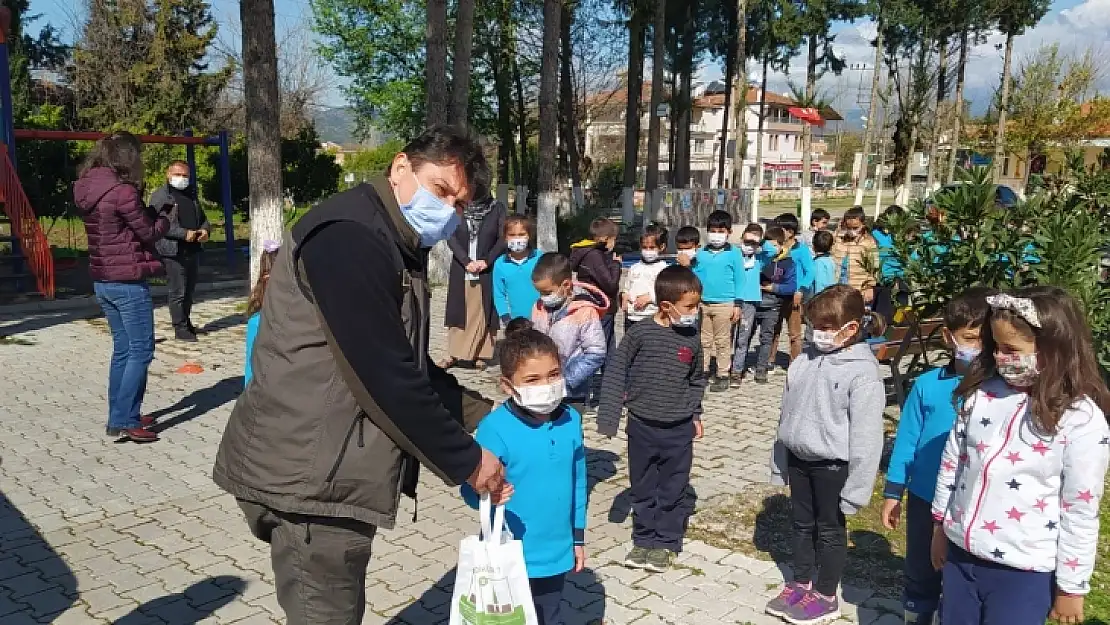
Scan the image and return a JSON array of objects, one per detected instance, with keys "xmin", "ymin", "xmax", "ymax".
[
  {"xmin": 493, "ymin": 215, "xmax": 542, "ymax": 324},
  {"xmin": 693, "ymin": 210, "xmax": 745, "ymax": 393},
  {"xmin": 880, "ymin": 286, "xmax": 996, "ymax": 624},
  {"xmin": 462, "ymin": 321, "xmax": 587, "ymax": 625},
  {"xmin": 752, "ymin": 226, "xmax": 797, "ymax": 383},
  {"xmin": 810, "ymin": 230, "xmax": 837, "ymax": 296},
  {"xmin": 243, "ymin": 242, "xmax": 280, "ymax": 387}
]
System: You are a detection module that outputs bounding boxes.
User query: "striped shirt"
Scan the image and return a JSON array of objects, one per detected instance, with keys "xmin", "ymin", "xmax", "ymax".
[{"xmin": 596, "ymin": 318, "xmax": 707, "ymax": 436}]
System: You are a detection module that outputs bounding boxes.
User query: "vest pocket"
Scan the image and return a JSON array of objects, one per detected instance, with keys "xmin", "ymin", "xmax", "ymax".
[{"xmin": 325, "ymin": 410, "xmax": 367, "ymax": 483}]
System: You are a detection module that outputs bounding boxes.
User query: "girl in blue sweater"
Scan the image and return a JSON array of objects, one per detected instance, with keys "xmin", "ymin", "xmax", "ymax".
[
  {"xmin": 493, "ymin": 215, "xmax": 542, "ymax": 324},
  {"xmin": 462, "ymin": 320, "xmax": 588, "ymax": 625},
  {"xmin": 243, "ymin": 241, "xmax": 280, "ymax": 387}
]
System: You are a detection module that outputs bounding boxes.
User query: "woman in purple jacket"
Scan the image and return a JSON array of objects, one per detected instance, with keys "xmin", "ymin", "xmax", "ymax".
[{"xmin": 74, "ymin": 132, "xmax": 171, "ymax": 443}]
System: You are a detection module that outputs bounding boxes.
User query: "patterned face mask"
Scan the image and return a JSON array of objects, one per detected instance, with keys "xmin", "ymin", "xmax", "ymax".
[{"xmin": 995, "ymin": 351, "xmax": 1039, "ymax": 387}]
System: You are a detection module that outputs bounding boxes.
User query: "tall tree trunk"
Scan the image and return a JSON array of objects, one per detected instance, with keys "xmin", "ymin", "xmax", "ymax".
[
  {"xmin": 717, "ymin": 24, "xmax": 736, "ymax": 188},
  {"xmin": 729, "ymin": 0, "xmax": 748, "ymax": 189},
  {"xmin": 992, "ymin": 31, "xmax": 1015, "ymax": 182},
  {"xmin": 450, "ymin": 0, "xmax": 476, "ymax": 122},
  {"xmin": 751, "ymin": 55, "xmax": 769, "ymax": 221},
  {"xmin": 492, "ymin": 3, "xmax": 515, "ymax": 186},
  {"xmin": 667, "ymin": 31, "xmax": 678, "ymax": 183},
  {"xmin": 674, "ymin": 5, "xmax": 694, "ymax": 187},
  {"xmin": 513, "ymin": 55, "xmax": 529, "ymax": 187},
  {"xmin": 925, "ymin": 37, "xmax": 948, "ymax": 191},
  {"xmin": 800, "ymin": 35, "xmax": 817, "ymax": 226},
  {"xmin": 240, "ymin": 0, "xmax": 283, "ymax": 287},
  {"xmin": 645, "ymin": 0, "xmax": 667, "ymax": 219},
  {"xmin": 623, "ymin": 2, "xmax": 644, "ymax": 192},
  {"xmin": 426, "ymin": 0, "xmax": 448, "ymax": 124},
  {"xmin": 855, "ymin": 24, "xmax": 882, "ymax": 206},
  {"xmin": 560, "ymin": 0, "xmax": 582, "ymax": 206},
  {"xmin": 536, "ymin": 0, "xmax": 561, "ymax": 251},
  {"xmin": 946, "ymin": 26, "xmax": 969, "ymax": 184}
]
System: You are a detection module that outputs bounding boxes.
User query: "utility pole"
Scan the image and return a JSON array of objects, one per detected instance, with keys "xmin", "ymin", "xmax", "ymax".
[{"xmin": 854, "ymin": 26, "xmax": 883, "ymax": 207}]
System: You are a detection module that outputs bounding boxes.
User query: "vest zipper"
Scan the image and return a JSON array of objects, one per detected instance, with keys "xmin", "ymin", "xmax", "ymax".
[{"xmin": 325, "ymin": 412, "xmax": 366, "ymax": 483}]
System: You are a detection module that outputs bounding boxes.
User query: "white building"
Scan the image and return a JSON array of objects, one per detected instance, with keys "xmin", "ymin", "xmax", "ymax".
[{"xmin": 583, "ymin": 81, "xmax": 842, "ymax": 189}]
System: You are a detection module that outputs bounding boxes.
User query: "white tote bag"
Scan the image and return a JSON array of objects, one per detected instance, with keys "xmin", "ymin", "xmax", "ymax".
[{"xmin": 449, "ymin": 495, "xmax": 538, "ymax": 625}]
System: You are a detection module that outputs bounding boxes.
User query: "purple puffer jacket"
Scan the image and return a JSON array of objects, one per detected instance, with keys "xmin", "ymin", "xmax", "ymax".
[{"xmin": 74, "ymin": 167, "xmax": 170, "ymax": 282}]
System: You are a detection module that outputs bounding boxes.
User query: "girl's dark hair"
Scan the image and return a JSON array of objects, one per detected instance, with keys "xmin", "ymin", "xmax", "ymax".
[
  {"xmin": 504, "ymin": 214, "xmax": 534, "ymax": 240},
  {"xmin": 804, "ymin": 284, "xmax": 887, "ymax": 342},
  {"xmin": 80, "ymin": 131, "xmax": 145, "ymax": 186},
  {"xmin": 500, "ymin": 326, "xmax": 562, "ymax": 379},
  {"xmin": 874, "ymin": 204, "xmax": 904, "ymax": 234},
  {"xmin": 246, "ymin": 250, "xmax": 279, "ymax": 316},
  {"xmin": 956, "ymin": 286, "xmax": 1110, "ymax": 434},
  {"xmin": 743, "ymin": 223, "xmax": 763, "ymax": 236},
  {"xmin": 641, "ymin": 223, "xmax": 668, "ymax": 248},
  {"xmin": 764, "ymin": 225, "xmax": 786, "ymax": 244}
]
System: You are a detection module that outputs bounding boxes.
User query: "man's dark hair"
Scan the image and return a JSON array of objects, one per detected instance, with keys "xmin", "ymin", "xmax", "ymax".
[
  {"xmin": 590, "ymin": 218, "xmax": 619, "ymax": 239},
  {"xmin": 167, "ymin": 160, "xmax": 189, "ymax": 170},
  {"xmin": 813, "ymin": 230, "xmax": 834, "ymax": 255},
  {"xmin": 843, "ymin": 205, "xmax": 867, "ymax": 223},
  {"xmin": 532, "ymin": 252, "xmax": 572, "ymax": 284},
  {"xmin": 764, "ymin": 225, "xmax": 786, "ymax": 244},
  {"xmin": 676, "ymin": 226, "xmax": 700, "ymax": 246},
  {"xmin": 641, "ymin": 223, "xmax": 668, "ymax": 248},
  {"xmin": 811, "ymin": 208, "xmax": 830, "ymax": 225},
  {"xmin": 706, "ymin": 210, "xmax": 732, "ymax": 230},
  {"xmin": 742, "ymin": 223, "xmax": 763, "ymax": 237},
  {"xmin": 944, "ymin": 286, "xmax": 998, "ymax": 331},
  {"xmin": 775, "ymin": 213, "xmax": 800, "ymax": 235},
  {"xmin": 655, "ymin": 265, "xmax": 702, "ymax": 305},
  {"xmin": 80, "ymin": 131, "xmax": 145, "ymax": 187},
  {"xmin": 403, "ymin": 125, "xmax": 491, "ymax": 202}
]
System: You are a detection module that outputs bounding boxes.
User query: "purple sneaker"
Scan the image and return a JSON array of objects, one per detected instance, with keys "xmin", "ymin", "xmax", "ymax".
[
  {"xmin": 764, "ymin": 582, "xmax": 809, "ymax": 617},
  {"xmin": 783, "ymin": 590, "xmax": 841, "ymax": 624}
]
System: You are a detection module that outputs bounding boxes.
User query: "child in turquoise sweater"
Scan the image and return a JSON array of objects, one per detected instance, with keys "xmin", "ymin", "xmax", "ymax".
[
  {"xmin": 243, "ymin": 241, "xmax": 280, "ymax": 387},
  {"xmin": 461, "ymin": 320, "xmax": 587, "ymax": 625},
  {"xmin": 493, "ymin": 215, "xmax": 542, "ymax": 324}
]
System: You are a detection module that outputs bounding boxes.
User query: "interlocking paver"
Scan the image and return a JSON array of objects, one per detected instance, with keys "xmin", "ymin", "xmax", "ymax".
[{"xmin": 0, "ymin": 288, "xmax": 878, "ymax": 624}]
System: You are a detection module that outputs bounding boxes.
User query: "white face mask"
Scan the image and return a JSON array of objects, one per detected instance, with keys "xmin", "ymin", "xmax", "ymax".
[
  {"xmin": 812, "ymin": 321, "xmax": 857, "ymax": 352},
  {"xmin": 514, "ymin": 379, "xmax": 566, "ymax": 414},
  {"xmin": 640, "ymin": 249, "xmax": 660, "ymax": 263},
  {"xmin": 707, "ymin": 232, "xmax": 728, "ymax": 248},
  {"xmin": 673, "ymin": 313, "xmax": 698, "ymax": 328},
  {"xmin": 741, "ymin": 242, "xmax": 761, "ymax": 256},
  {"xmin": 678, "ymin": 248, "xmax": 696, "ymax": 260},
  {"xmin": 169, "ymin": 175, "xmax": 189, "ymax": 190},
  {"xmin": 540, "ymin": 290, "xmax": 568, "ymax": 309},
  {"xmin": 507, "ymin": 238, "xmax": 529, "ymax": 253}
]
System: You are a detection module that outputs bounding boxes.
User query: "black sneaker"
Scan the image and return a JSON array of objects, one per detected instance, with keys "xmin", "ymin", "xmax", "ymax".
[
  {"xmin": 174, "ymin": 328, "xmax": 198, "ymax": 343},
  {"xmin": 643, "ymin": 548, "xmax": 674, "ymax": 573},
  {"xmin": 754, "ymin": 369, "xmax": 769, "ymax": 384},
  {"xmin": 623, "ymin": 546, "xmax": 650, "ymax": 569},
  {"xmin": 710, "ymin": 377, "xmax": 730, "ymax": 393},
  {"xmin": 729, "ymin": 372, "xmax": 744, "ymax": 389}
]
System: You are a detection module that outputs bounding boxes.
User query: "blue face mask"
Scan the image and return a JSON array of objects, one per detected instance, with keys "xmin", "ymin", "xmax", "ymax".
[
  {"xmin": 955, "ymin": 344, "xmax": 981, "ymax": 365},
  {"xmin": 399, "ymin": 175, "xmax": 461, "ymax": 247}
]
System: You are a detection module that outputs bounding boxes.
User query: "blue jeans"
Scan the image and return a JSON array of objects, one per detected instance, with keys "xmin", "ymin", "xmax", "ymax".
[{"xmin": 94, "ymin": 281, "xmax": 155, "ymax": 430}]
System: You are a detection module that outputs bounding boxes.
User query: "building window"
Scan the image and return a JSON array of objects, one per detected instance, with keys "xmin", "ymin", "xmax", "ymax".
[
  {"xmin": 1003, "ymin": 157, "xmax": 1010, "ymax": 176},
  {"xmin": 694, "ymin": 139, "xmax": 706, "ymax": 153},
  {"xmin": 769, "ymin": 135, "xmax": 779, "ymax": 151}
]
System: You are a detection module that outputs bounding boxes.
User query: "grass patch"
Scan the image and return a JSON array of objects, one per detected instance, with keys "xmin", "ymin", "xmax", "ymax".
[{"xmin": 0, "ymin": 335, "xmax": 35, "ymax": 345}]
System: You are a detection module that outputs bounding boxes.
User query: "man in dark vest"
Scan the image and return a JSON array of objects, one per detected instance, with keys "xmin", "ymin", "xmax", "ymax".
[
  {"xmin": 213, "ymin": 126, "xmax": 507, "ymax": 625},
  {"xmin": 152, "ymin": 160, "xmax": 210, "ymax": 342}
]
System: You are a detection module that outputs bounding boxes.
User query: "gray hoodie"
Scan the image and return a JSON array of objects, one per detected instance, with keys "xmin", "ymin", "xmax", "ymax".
[{"xmin": 771, "ymin": 342, "xmax": 886, "ymax": 515}]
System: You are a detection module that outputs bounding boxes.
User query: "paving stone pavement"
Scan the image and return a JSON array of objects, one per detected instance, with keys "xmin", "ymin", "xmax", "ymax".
[{"xmin": 0, "ymin": 290, "xmax": 901, "ymax": 625}]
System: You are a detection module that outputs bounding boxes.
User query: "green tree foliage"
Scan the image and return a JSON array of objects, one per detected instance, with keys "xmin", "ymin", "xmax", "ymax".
[
  {"xmin": 69, "ymin": 0, "xmax": 232, "ymax": 134},
  {"xmin": 202, "ymin": 127, "xmax": 340, "ymax": 213},
  {"xmin": 340, "ymin": 139, "xmax": 405, "ymax": 182},
  {"xmin": 886, "ymin": 163, "xmax": 1110, "ymax": 366}
]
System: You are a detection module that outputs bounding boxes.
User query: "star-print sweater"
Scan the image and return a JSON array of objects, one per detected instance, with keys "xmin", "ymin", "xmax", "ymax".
[{"xmin": 932, "ymin": 377, "xmax": 1109, "ymax": 594}]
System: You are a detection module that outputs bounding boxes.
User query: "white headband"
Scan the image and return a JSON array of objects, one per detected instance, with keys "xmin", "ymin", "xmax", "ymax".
[{"xmin": 987, "ymin": 294, "xmax": 1041, "ymax": 328}]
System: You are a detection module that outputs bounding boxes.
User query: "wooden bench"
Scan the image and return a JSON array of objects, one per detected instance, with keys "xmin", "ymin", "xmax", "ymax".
[{"xmin": 871, "ymin": 316, "xmax": 947, "ymax": 406}]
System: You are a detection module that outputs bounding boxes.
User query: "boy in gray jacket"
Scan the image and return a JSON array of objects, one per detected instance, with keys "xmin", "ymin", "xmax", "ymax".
[{"xmin": 766, "ymin": 285, "xmax": 886, "ymax": 625}]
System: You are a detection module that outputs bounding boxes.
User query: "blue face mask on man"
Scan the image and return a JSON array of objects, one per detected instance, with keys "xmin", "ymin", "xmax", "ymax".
[{"xmin": 399, "ymin": 173, "xmax": 462, "ymax": 248}]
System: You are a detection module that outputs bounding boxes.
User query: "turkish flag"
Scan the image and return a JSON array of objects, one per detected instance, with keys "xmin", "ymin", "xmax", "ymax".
[{"xmin": 789, "ymin": 107, "xmax": 825, "ymax": 126}]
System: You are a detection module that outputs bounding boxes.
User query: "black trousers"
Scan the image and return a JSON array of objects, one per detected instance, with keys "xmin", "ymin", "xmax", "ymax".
[
  {"xmin": 238, "ymin": 500, "xmax": 377, "ymax": 625},
  {"xmin": 903, "ymin": 494, "xmax": 942, "ymax": 618},
  {"xmin": 529, "ymin": 573, "xmax": 566, "ymax": 625},
  {"xmin": 787, "ymin": 451, "xmax": 849, "ymax": 596},
  {"xmin": 628, "ymin": 415, "xmax": 695, "ymax": 551},
  {"xmin": 587, "ymin": 312, "xmax": 617, "ymax": 408},
  {"xmin": 164, "ymin": 253, "xmax": 199, "ymax": 331}
]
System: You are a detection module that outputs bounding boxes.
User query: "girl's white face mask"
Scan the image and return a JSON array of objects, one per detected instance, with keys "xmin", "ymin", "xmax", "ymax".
[
  {"xmin": 812, "ymin": 321, "xmax": 858, "ymax": 352},
  {"xmin": 514, "ymin": 379, "xmax": 566, "ymax": 414}
]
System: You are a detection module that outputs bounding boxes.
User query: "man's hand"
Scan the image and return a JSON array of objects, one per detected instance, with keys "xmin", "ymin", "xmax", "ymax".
[
  {"xmin": 467, "ymin": 448, "xmax": 505, "ymax": 495},
  {"xmin": 196, "ymin": 229, "xmax": 210, "ymax": 243},
  {"xmin": 863, "ymin": 287, "xmax": 875, "ymax": 304},
  {"xmin": 185, "ymin": 230, "xmax": 197, "ymax": 242},
  {"xmin": 880, "ymin": 498, "xmax": 902, "ymax": 530},
  {"xmin": 793, "ymin": 291, "xmax": 803, "ymax": 307},
  {"xmin": 490, "ymin": 481, "xmax": 515, "ymax": 505},
  {"xmin": 730, "ymin": 305, "xmax": 741, "ymax": 323},
  {"xmin": 1049, "ymin": 592, "xmax": 1085, "ymax": 624},
  {"xmin": 930, "ymin": 524, "xmax": 948, "ymax": 571},
  {"xmin": 574, "ymin": 545, "xmax": 587, "ymax": 573},
  {"xmin": 693, "ymin": 420, "xmax": 704, "ymax": 439},
  {"xmin": 634, "ymin": 294, "xmax": 652, "ymax": 311}
]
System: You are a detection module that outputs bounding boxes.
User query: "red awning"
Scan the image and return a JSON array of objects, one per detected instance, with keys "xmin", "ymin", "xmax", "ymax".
[
  {"xmin": 788, "ymin": 107, "xmax": 825, "ymax": 127},
  {"xmin": 764, "ymin": 162, "xmax": 824, "ymax": 171}
]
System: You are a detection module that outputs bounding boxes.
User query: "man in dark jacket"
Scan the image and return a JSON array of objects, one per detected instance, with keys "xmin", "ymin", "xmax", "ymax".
[
  {"xmin": 212, "ymin": 126, "xmax": 506, "ymax": 625},
  {"xmin": 151, "ymin": 160, "xmax": 210, "ymax": 342}
]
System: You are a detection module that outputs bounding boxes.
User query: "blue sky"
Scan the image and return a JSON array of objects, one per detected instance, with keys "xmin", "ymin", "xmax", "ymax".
[{"xmin": 34, "ymin": 0, "xmax": 1107, "ymax": 116}]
